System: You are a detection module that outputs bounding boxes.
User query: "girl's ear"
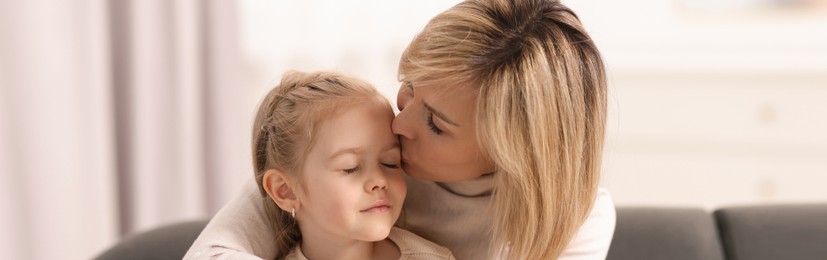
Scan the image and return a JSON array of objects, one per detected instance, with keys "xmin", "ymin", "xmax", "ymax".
[{"xmin": 262, "ymin": 169, "xmax": 300, "ymax": 212}]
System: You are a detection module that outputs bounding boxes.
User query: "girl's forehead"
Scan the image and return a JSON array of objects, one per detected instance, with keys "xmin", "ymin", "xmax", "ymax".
[{"xmin": 309, "ymin": 102, "xmax": 396, "ymax": 155}]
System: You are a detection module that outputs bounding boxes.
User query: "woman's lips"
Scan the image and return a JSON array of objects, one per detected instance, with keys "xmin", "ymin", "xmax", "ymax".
[
  {"xmin": 401, "ymin": 156, "xmax": 413, "ymax": 172},
  {"xmin": 360, "ymin": 200, "xmax": 390, "ymax": 213}
]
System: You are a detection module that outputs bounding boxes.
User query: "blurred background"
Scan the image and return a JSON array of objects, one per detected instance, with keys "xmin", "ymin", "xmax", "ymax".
[{"xmin": 1, "ymin": 0, "xmax": 825, "ymax": 259}]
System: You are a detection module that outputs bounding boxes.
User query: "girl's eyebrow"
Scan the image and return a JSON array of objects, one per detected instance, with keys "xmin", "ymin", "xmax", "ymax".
[
  {"xmin": 328, "ymin": 148, "xmax": 362, "ymax": 160},
  {"xmin": 329, "ymin": 143, "xmax": 400, "ymax": 160},
  {"xmin": 382, "ymin": 142, "xmax": 401, "ymax": 153}
]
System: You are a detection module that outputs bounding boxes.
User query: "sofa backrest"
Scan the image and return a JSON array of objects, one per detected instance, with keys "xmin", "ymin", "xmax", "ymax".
[
  {"xmin": 95, "ymin": 219, "xmax": 209, "ymax": 260},
  {"xmin": 608, "ymin": 207, "xmax": 725, "ymax": 260},
  {"xmin": 715, "ymin": 204, "xmax": 827, "ymax": 260},
  {"xmin": 95, "ymin": 205, "xmax": 827, "ymax": 260}
]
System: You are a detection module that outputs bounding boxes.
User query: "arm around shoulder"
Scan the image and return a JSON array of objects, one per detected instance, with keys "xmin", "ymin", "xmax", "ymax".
[
  {"xmin": 183, "ymin": 180, "xmax": 276, "ymax": 260},
  {"xmin": 558, "ymin": 187, "xmax": 617, "ymax": 260}
]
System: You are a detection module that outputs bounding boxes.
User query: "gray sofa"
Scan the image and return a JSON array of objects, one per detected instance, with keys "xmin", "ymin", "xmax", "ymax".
[
  {"xmin": 609, "ymin": 204, "xmax": 827, "ymax": 260},
  {"xmin": 95, "ymin": 204, "xmax": 827, "ymax": 260}
]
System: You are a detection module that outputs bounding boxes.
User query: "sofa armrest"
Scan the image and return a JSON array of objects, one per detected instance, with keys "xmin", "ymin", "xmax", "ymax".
[
  {"xmin": 715, "ymin": 204, "xmax": 827, "ymax": 260},
  {"xmin": 608, "ymin": 207, "xmax": 724, "ymax": 260}
]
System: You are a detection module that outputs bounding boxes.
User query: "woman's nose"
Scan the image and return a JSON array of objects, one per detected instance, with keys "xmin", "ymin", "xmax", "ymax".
[
  {"xmin": 396, "ymin": 84, "xmax": 411, "ymax": 111},
  {"xmin": 393, "ymin": 86, "xmax": 414, "ymax": 138},
  {"xmin": 391, "ymin": 110, "xmax": 412, "ymax": 139}
]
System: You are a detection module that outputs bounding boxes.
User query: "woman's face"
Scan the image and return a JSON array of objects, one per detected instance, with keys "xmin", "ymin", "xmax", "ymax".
[{"xmin": 392, "ymin": 81, "xmax": 495, "ymax": 182}]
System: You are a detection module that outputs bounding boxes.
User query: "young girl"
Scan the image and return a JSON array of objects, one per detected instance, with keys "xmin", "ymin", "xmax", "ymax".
[{"xmin": 252, "ymin": 71, "xmax": 454, "ymax": 260}]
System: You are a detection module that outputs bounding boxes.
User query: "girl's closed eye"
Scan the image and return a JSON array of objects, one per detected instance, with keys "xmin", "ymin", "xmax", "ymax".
[
  {"xmin": 381, "ymin": 162, "xmax": 399, "ymax": 169},
  {"xmin": 343, "ymin": 165, "xmax": 360, "ymax": 174}
]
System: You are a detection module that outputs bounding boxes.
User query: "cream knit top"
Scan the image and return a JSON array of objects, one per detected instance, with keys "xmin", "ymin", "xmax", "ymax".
[
  {"xmin": 184, "ymin": 175, "xmax": 616, "ymax": 260},
  {"xmin": 284, "ymin": 227, "xmax": 455, "ymax": 260}
]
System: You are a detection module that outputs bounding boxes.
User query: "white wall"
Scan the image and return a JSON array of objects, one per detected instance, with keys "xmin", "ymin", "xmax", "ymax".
[
  {"xmin": 237, "ymin": 0, "xmax": 463, "ymax": 102},
  {"xmin": 567, "ymin": 0, "xmax": 827, "ymax": 208},
  {"xmin": 238, "ymin": 0, "xmax": 827, "ymax": 210},
  {"xmin": 0, "ymin": 1, "xmax": 117, "ymax": 259}
]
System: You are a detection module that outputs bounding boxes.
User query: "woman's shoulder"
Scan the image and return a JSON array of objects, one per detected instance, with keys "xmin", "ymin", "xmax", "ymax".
[
  {"xmin": 388, "ymin": 227, "xmax": 456, "ymax": 260},
  {"xmin": 559, "ymin": 187, "xmax": 617, "ymax": 259},
  {"xmin": 590, "ymin": 187, "xmax": 616, "ymax": 231}
]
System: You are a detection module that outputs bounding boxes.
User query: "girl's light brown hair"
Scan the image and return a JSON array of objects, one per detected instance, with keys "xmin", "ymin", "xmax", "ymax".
[
  {"xmin": 252, "ymin": 71, "xmax": 387, "ymax": 259},
  {"xmin": 399, "ymin": 0, "xmax": 607, "ymax": 258}
]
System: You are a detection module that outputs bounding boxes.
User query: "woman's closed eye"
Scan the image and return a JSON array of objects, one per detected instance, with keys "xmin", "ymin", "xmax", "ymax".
[{"xmin": 427, "ymin": 113, "xmax": 443, "ymax": 135}]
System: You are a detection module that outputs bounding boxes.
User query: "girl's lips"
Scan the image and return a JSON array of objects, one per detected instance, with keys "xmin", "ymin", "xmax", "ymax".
[
  {"xmin": 360, "ymin": 200, "xmax": 390, "ymax": 213},
  {"xmin": 361, "ymin": 205, "xmax": 390, "ymax": 213}
]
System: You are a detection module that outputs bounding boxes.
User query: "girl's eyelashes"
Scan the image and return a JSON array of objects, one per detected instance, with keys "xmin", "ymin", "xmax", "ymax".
[
  {"xmin": 381, "ymin": 163, "xmax": 399, "ymax": 169},
  {"xmin": 343, "ymin": 166, "xmax": 360, "ymax": 174},
  {"xmin": 342, "ymin": 161, "xmax": 400, "ymax": 173},
  {"xmin": 427, "ymin": 114, "xmax": 443, "ymax": 135}
]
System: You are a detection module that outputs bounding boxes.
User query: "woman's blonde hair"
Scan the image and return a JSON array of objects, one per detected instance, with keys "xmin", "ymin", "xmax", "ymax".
[
  {"xmin": 252, "ymin": 71, "xmax": 387, "ymax": 259},
  {"xmin": 399, "ymin": 0, "xmax": 607, "ymax": 258}
]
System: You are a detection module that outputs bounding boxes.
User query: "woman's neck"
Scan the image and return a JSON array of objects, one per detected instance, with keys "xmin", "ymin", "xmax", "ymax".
[
  {"xmin": 299, "ymin": 230, "xmax": 400, "ymax": 260},
  {"xmin": 436, "ymin": 173, "xmax": 495, "ymax": 197}
]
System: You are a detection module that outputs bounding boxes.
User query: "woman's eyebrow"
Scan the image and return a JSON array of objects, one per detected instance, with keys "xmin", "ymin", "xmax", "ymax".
[
  {"xmin": 406, "ymin": 82, "xmax": 414, "ymax": 93},
  {"xmin": 424, "ymin": 102, "xmax": 460, "ymax": 127},
  {"xmin": 409, "ymin": 82, "xmax": 460, "ymax": 127}
]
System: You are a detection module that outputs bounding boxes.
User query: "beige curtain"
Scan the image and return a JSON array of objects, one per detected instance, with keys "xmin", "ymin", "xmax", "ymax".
[{"xmin": 0, "ymin": 0, "xmax": 248, "ymax": 259}]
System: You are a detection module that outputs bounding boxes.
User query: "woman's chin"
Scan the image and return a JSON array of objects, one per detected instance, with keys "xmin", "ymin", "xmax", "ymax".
[
  {"xmin": 402, "ymin": 160, "xmax": 485, "ymax": 182},
  {"xmin": 401, "ymin": 162, "xmax": 437, "ymax": 181},
  {"xmin": 404, "ymin": 168, "xmax": 463, "ymax": 183}
]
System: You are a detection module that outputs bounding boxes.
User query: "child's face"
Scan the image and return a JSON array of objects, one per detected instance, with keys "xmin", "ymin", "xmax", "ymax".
[{"xmin": 296, "ymin": 101, "xmax": 406, "ymax": 242}]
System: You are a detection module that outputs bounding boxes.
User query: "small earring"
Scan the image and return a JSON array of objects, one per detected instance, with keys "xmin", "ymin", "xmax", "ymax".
[{"xmin": 291, "ymin": 208, "xmax": 295, "ymax": 218}]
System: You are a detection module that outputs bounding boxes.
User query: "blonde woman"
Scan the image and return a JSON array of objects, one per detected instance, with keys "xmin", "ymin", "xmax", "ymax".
[{"xmin": 186, "ymin": 0, "xmax": 615, "ymax": 259}]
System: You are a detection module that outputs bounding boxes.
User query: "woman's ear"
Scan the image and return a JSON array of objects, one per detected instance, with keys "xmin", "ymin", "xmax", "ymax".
[{"xmin": 262, "ymin": 169, "xmax": 300, "ymax": 212}]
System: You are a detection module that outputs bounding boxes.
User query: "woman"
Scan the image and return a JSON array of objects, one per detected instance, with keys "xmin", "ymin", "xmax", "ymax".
[{"xmin": 186, "ymin": 0, "xmax": 615, "ymax": 259}]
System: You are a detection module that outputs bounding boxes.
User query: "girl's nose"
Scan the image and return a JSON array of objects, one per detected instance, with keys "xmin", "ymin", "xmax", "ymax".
[{"xmin": 366, "ymin": 167, "xmax": 389, "ymax": 192}]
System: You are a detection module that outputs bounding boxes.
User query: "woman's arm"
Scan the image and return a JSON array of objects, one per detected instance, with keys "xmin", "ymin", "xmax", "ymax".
[
  {"xmin": 184, "ymin": 180, "xmax": 276, "ymax": 260},
  {"xmin": 558, "ymin": 187, "xmax": 617, "ymax": 260}
]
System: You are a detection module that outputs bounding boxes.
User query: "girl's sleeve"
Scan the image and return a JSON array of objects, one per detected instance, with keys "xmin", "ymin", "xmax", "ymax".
[
  {"xmin": 183, "ymin": 180, "xmax": 277, "ymax": 260},
  {"xmin": 558, "ymin": 187, "xmax": 617, "ymax": 260}
]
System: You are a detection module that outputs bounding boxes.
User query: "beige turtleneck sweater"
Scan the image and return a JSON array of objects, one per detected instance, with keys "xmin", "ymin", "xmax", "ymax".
[{"xmin": 398, "ymin": 175, "xmax": 497, "ymax": 260}]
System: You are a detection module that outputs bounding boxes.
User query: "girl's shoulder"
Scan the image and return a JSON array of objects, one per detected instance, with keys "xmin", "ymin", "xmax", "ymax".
[{"xmin": 388, "ymin": 227, "xmax": 456, "ymax": 260}]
